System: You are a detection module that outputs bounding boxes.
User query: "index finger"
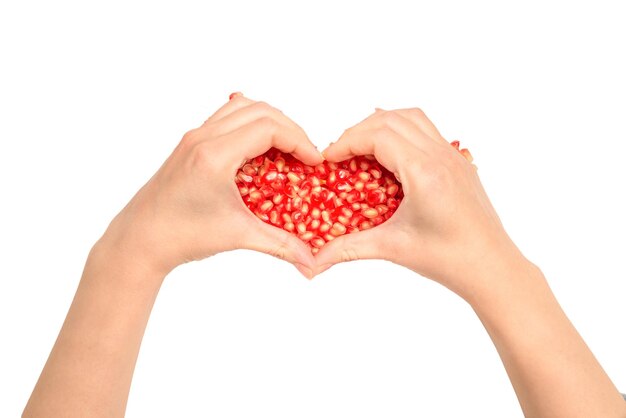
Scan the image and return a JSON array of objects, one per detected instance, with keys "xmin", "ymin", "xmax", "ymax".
[
  {"xmin": 322, "ymin": 123, "xmax": 419, "ymax": 175},
  {"xmin": 221, "ymin": 116, "xmax": 324, "ymax": 167}
]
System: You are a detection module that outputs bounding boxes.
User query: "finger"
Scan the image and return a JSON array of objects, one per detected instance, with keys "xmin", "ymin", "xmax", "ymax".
[
  {"xmin": 241, "ymin": 221, "xmax": 316, "ymax": 279},
  {"xmin": 322, "ymin": 125, "xmax": 420, "ymax": 175},
  {"xmin": 210, "ymin": 101, "xmax": 319, "ymax": 154},
  {"xmin": 220, "ymin": 116, "xmax": 324, "ymax": 167},
  {"xmin": 391, "ymin": 108, "xmax": 449, "ymax": 146},
  {"xmin": 313, "ymin": 225, "xmax": 393, "ymax": 275},
  {"xmin": 362, "ymin": 110, "xmax": 441, "ymax": 152},
  {"xmin": 204, "ymin": 93, "xmax": 255, "ymax": 124}
]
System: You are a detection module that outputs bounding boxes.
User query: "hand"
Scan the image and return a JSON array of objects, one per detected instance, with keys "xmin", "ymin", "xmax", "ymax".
[
  {"xmin": 315, "ymin": 108, "xmax": 528, "ymax": 301},
  {"xmin": 99, "ymin": 93, "xmax": 323, "ymax": 278}
]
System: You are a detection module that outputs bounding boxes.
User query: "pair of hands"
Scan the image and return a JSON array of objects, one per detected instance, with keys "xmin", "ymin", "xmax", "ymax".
[{"xmin": 101, "ymin": 93, "xmax": 523, "ymax": 302}]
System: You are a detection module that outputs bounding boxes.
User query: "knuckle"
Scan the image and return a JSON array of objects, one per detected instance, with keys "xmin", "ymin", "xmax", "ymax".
[
  {"xmin": 181, "ymin": 128, "xmax": 199, "ymax": 145},
  {"xmin": 379, "ymin": 110, "xmax": 402, "ymax": 126},
  {"xmin": 340, "ymin": 246, "xmax": 359, "ymax": 263},
  {"xmin": 271, "ymin": 245, "xmax": 287, "ymax": 260},
  {"xmin": 190, "ymin": 142, "xmax": 219, "ymax": 174},
  {"xmin": 270, "ymin": 234, "xmax": 292, "ymax": 260},
  {"xmin": 408, "ymin": 107, "xmax": 426, "ymax": 119},
  {"xmin": 256, "ymin": 116, "xmax": 278, "ymax": 132},
  {"xmin": 252, "ymin": 101, "xmax": 273, "ymax": 113},
  {"xmin": 421, "ymin": 160, "xmax": 454, "ymax": 190}
]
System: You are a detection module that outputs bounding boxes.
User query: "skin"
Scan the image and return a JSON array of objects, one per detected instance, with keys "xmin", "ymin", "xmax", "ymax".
[
  {"xmin": 315, "ymin": 108, "xmax": 626, "ymax": 417},
  {"xmin": 23, "ymin": 95, "xmax": 626, "ymax": 417}
]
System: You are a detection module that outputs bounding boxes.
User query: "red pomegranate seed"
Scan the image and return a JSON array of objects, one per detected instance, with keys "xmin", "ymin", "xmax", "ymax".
[
  {"xmin": 330, "ymin": 222, "xmax": 347, "ymax": 236},
  {"xmin": 299, "ymin": 231, "xmax": 314, "ymax": 241},
  {"xmin": 311, "ymin": 236, "xmax": 325, "ymax": 248},
  {"xmin": 360, "ymin": 221, "xmax": 373, "ymax": 230},
  {"xmin": 362, "ymin": 208, "xmax": 379, "ymax": 219},
  {"xmin": 236, "ymin": 148, "xmax": 407, "ymax": 253},
  {"xmin": 258, "ymin": 200, "xmax": 274, "ymax": 214}
]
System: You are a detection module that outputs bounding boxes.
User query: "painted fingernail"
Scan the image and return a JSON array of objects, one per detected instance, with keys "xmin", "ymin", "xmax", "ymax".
[{"xmin": 229, "ymin": 91, "xmax": 243, "ymax": 100}]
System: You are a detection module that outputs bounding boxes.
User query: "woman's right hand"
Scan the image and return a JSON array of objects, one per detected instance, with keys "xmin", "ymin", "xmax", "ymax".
[{"xmin": 315, "ymin": 108, "xmax": 533, "ymax": 302}]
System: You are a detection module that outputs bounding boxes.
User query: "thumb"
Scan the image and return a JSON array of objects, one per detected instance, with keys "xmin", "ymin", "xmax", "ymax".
[
  {"xmin": 240, "ymin": 221, "xmax": 316, "ymax": 279},
  {"xmin": 314, "ymin": 225, "xmax": 394, "ymax": 276}
]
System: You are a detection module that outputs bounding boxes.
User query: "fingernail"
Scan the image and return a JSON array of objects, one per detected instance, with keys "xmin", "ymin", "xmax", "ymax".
[
  {"xmin": 294, "ymin": 263, "xmax": 313, "ymax": 280},
  {"xmin": 229, "ymin": 91, "xmax": 243, "ymax": 100},
  {"xmin": 374, "ymin": 107, "xmax": 384, "ymax": 112}
]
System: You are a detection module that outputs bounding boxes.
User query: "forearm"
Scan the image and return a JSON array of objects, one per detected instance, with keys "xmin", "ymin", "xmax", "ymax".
[
  {"xmin": 23, "ymin": 238, "xmax": 166, "ymax": 418},
  {"xmin": 470, "ymin": 258, "xmax": 626, "ymax": 418}
]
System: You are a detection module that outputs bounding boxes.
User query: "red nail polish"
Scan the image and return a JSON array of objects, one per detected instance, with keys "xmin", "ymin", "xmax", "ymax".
[{"xmin": 229, "ymin": 91, "xmax": 242, "ymax": 100}]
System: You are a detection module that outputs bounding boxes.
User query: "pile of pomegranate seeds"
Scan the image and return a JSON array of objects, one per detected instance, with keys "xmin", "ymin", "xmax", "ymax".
[{"xmin": 235, "ymin": 148, "xmax": 404, "ymax": 254}]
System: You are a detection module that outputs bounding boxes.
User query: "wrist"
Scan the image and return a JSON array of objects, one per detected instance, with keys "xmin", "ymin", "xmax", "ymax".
[
  {"xmin": 96, "ymin": 206, "xmax": 182, "ymax": 279},
  {"xmin": 465, "ymin": 253, "xmax": 551, "ymax": 323},
  {"xmin": 89, "ymin": 229, "xmax": 171, "ymax": 287}
]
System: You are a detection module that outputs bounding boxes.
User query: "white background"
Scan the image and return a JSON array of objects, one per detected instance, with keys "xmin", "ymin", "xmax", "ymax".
[{"xmin": 1, "ymin": 1, "xmax": 625, "ymax": 416}]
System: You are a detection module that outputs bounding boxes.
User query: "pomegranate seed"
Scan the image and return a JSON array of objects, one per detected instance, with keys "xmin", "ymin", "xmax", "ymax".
[
  {"xmin": 273, "ymin": 194, "xmax": 285, "ymax": 205},
  {"xmin": 360, "ymin": 221, "xmax": 374, "ymax": 230},
  {"xmin": 275, "ymin": 157, "xmax": 286, "ymax": 172},
  {"xmin": 259, "ymin": 185, "xmax": 274, "ymax": 198},
  {"xmin": 242, "ymin": 164, "xmax": 257, "ymax": 176},
  {"xmin": 237, "ymin": 172, "xmax": 254, "ymax": 183},
  {"xmin": 311, "ymin": 236, "xmax": 325, "ymax": 248},
  {"xmin": 319, "ymin": 222, "xmax": 331, "ymax": 233},
  {"xmin": 366, "ymin": 189, "xmax": 386, "ymax": 206},
  {"xmin": 376, "ymin": 204, "xmax": 389, "ymax": 215},
  {"xmin": 236, "ymin": 147, "xmax": 406, "ymax": 253},
  {"xmin": 249, "ymin": 191, "xmax": 263, "ymax": 203},
  {"xmin": 386, "ymin": 184, "xmax": 399, "ymax": 197},
  {"xmin": 287, "ymin": 172, "xmax": 302, "ymax": 184},
  {"xmin": 345, "ymin": 189, "xmax": 361, "ymax": 204},
  {"xmin": 255, "ymin": 211, "xmax": 269, "ymax": 222},
  {"xmin": 269, "ymin": 210, "xmax": 280, "ymax": 225},
  {"xmin": 315, "ymin": 164, "xmax": 328, "ymax": 178},
  {"xmin": 330, "ymin": 222, "xmax": 347, "ymax": 236},
  {"xmin": 299, "ymin": 231, "xmax": 314, "ymax": 241},
  {"xmin": 369, "ymin": 168, "xmax": 382, "ymax": 179},
  {"xmin": 362, "ymin": 208, "xmax": 379, "ymax": 219},
  {"xmin": 365, "ymin": 181, "xmax": 379, "ymax": 191},
  {"xmin": 292, "ymin": 211, "xmax": 304, "ymax": 223},
  {"xmin": 258, "ymin": 200, "xmax": 273, "ymax": 214},
  {"xmin": 251, "ymin": 156, "xmax": 264, "ymax": 167}
]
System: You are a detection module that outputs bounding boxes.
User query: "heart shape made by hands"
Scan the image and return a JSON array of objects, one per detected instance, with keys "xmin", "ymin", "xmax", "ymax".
[{"xmin": 235, "ymin": 148, "xmax": 404, "ymax": 254}]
